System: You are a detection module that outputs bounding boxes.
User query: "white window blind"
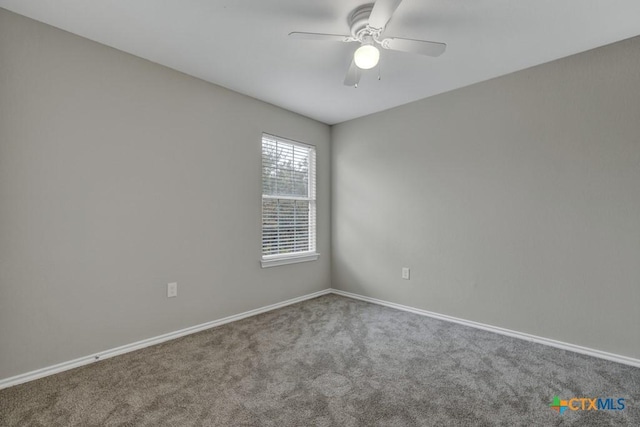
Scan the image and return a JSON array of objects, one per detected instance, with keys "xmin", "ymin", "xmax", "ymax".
[{"xmin": 262, "ymin": 134, "xmax": 317, "ymax": 264}]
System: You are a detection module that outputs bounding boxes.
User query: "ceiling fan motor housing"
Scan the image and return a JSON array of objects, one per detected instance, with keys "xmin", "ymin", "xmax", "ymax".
[{"xmin": 349, "ymin": 4, "xmax": 375, "ymax": 39}]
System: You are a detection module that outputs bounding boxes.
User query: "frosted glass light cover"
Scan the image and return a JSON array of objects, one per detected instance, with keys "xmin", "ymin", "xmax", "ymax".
[{"xmin": 354, "ymin": 44, "xmax": 380, "ymax": 69}]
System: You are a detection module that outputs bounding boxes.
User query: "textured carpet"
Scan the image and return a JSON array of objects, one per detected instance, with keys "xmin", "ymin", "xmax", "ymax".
[{"xmin": 0, "ymin": 294, "xmax": 638, "ymax": 426}]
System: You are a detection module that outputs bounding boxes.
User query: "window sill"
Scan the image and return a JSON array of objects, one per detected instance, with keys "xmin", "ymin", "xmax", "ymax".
[{"xmin": 261, "ymin": 253, "xmax": 320, "ymax": 268}]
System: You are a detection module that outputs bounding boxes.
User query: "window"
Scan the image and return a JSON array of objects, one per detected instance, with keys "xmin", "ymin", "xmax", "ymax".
[{"xmin": 261, "ymin": 134, "xmax": 318, "ymax": 267}]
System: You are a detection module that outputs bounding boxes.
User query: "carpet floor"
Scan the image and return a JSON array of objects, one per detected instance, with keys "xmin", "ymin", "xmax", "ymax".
[{"xmin": 0, "ymin": 294, "xmax": 638, "ymax": 426}]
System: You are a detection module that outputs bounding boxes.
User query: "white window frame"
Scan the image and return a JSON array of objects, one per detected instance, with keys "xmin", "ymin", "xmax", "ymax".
[{"xmin": 261, "ymin": 133, "xmax": 319, "ymax": 268}]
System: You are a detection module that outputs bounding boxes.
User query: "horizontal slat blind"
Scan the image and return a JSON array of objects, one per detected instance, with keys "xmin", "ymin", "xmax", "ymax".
[{"xmin": 262, "ymin": 134, "xmax": 316, "ymax": 257}]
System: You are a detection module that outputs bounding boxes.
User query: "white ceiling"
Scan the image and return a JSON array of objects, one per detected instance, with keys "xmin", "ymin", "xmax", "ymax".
[{"xmin": 2, "ymin": 1, "xmax": 640, "ymax": 125}]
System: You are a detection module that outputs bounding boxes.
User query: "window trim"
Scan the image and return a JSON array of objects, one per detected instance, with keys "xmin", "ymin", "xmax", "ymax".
[
  {"xmin": 260, "ymin": 251, "xmax": 320, "ymax": 268},
  {"xmin": 260, "ymin": 133, "xmax": 319, "ymax": 268}
]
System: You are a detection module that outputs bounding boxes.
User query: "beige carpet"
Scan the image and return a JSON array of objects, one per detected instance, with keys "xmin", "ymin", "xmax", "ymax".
[{"xmin": 1, "ymin": 294, "xmax": 638, "ymax": 426}]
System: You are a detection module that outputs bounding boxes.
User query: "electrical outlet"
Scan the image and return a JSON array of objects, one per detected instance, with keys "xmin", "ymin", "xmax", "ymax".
[
  {"xmin": 167, "ymin": 282, "xmax": 178, "ymax": 298},
  {"xmin": 402, "ymin": 268, "xmax": 410, "ymax": 280}
]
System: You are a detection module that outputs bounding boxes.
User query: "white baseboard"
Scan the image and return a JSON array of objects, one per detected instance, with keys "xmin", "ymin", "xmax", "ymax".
[
  {"xmin": 0, "ymin": 289, "xmax": 331, "ymax": 390},
  {"xmin": 3, "ymin": 286, "xmax": 637, "ymax": 390},
  {"xmin": 329, "ymin": 288, "xmax": 640, "ymax": 368}
]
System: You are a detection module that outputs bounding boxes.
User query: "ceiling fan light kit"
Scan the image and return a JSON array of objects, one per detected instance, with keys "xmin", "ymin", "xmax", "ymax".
[
  {"xmin": 289, "ymin": 0, "xmax": 446, "ymax": 87},
  {"xmin": 354, "ymin": 37, "xmax": 380, "ymax": 70}
]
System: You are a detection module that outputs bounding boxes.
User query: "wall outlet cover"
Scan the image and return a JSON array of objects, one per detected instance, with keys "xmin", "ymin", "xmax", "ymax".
[{"xmin": 167, "ymin": 282, "xmax": 178, "ymax": 298}]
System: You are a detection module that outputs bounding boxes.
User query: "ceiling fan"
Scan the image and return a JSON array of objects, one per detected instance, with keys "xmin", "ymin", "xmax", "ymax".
[{"xmin": 289, "ymin": 0, "xmax": 446, "ymax": 87}]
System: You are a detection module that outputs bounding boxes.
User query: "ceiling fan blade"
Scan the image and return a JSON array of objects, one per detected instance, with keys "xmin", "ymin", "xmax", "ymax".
[
  {"xmin": 381, "ymin": 37, "xmax": 446, "ymax": 57},
  {"xmin": 368, "ymin": 0, "xmax": 404, "ymax": 30},
  {"xmin": 344, "ymin": 60, "xmax": 361, "ymax": 87},
  {"xmin": 288, "ymin": 32, "xmax": 354, "ymax": 43}
]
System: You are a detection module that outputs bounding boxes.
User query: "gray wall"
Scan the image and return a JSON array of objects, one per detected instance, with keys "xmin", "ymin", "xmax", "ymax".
[
  {"xmin": 332, "ymin": 37, "xmax": 640, "ymax": 359},
  {"xmin": 0, "ymin": 9, "xmax": 330, "ymax": 379}
]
